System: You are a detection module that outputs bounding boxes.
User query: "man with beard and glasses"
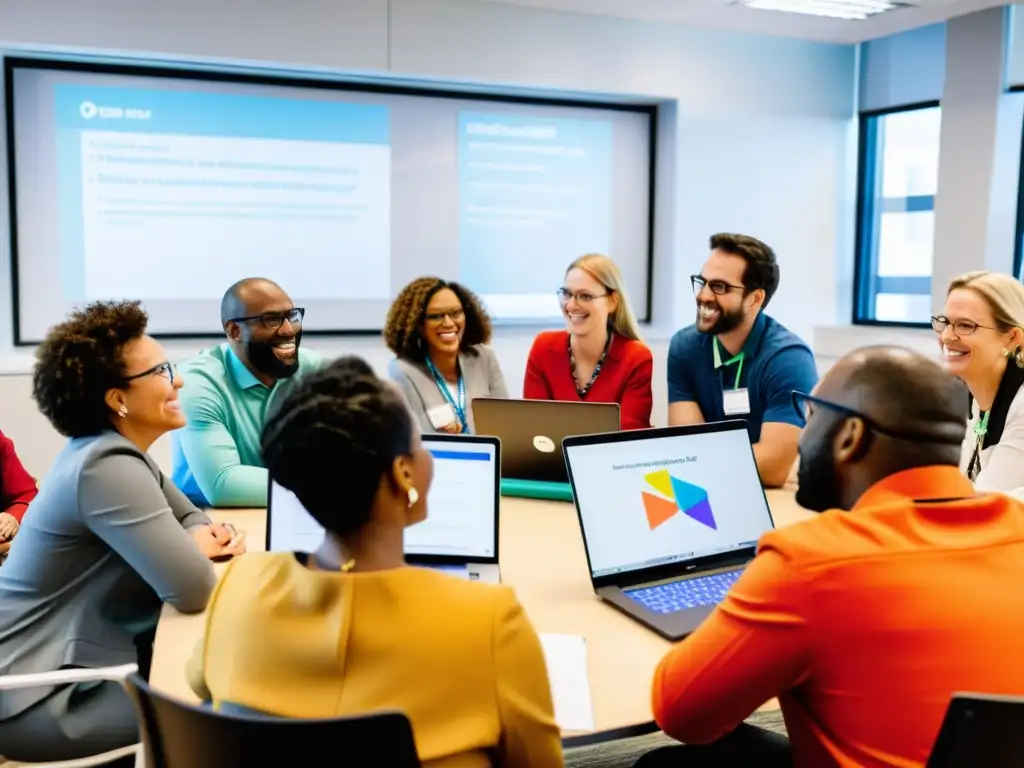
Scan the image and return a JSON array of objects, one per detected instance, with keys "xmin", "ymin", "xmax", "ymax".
[
  {"xmin": 172, "ymin": 278, "xmax": 325, "ymax": 507},
  {"xmin": 667, "ymin": 233, "xmax": 817, "ymax": 487},
  {"xmin": 644, "ymin": 346, "xmax": 1024, "ymax": 768}
]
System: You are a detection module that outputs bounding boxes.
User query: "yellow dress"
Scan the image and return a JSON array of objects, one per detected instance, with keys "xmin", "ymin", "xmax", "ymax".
[{"xmin": 186, "ymin": 552, "xmax": 564, "ymax": 767}]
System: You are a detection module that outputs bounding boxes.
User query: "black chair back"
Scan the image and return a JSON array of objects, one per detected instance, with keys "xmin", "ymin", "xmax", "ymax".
[
  {"xmin": 927, "ymin": 693, "xmax": 1024, "ymax": 767},
  {"xmin": 124, "ymin": 673, "xmax": 420, "ymax": 767}
]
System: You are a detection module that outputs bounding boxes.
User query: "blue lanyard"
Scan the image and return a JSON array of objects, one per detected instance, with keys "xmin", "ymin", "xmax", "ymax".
[{"xmin": 424, "ymin": 357, "xmax": 469, "ymax": 433}]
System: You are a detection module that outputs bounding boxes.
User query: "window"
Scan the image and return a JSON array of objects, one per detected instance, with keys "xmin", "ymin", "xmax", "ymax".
[{"xmin": 854, "ymin": 104, "xmax": 942, "ymax": 325}]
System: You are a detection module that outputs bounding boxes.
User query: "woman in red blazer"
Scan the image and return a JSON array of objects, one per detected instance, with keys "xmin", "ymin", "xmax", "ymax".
[
  {"xmin": 524, "ymin": 254, "xmax": 654, "ymax": 430},
  {"xmin": 0, "ymin": 428, "xmax": 37, "ymax": 559}
]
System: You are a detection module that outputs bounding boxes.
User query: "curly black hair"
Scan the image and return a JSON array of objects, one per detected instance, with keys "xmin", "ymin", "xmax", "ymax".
[
  {"xmin": 32, "ymin": 301, "xmax": 149, "ymax": 438},
  {"xmin": 383, "ymin": 277, "xmax": 492, "ymax": 363},
  {"xmin": 261, "ymin": 356, "xmax": 414, "ymax": 537}
]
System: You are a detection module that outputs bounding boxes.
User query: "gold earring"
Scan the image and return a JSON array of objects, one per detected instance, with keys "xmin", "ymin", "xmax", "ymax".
[
  {"xmin": 407, "ymin": 487, "xmax": 419, "ymax": 508},
  {"xmin": 118, "ymin": 405, "xmax": 128, "ymax": 419},
  {"xmin": 1001, "ymin": 348, "xmax": 1010, "ymax": 358},
  {"xmin": 340, "ymin": 559, "xmax": 356, "ymax": 572}
]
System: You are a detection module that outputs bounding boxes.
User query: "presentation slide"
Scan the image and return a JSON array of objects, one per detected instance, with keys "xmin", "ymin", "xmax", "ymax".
[
  {"xmin": 56, "ymin": 83, "xmax": 390, "ymax": 302},
  {"xmin": 458, "ymin": 112, "xmax": 613, "ymax": 319},
  {"xmin": 267, "ymin": 439, "xmax": 497, "ymax": 559},
  {"xmin": 10, "ymin": 63, "xmax": 652, "ymax": 341},
  {"xmin": 565, "ymin": 430, "xmax": 774, "ymax": 578}
]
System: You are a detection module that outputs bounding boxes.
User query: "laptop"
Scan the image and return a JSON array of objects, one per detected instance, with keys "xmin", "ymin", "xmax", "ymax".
[
  {"xmin": 472, "ymin": 398, "xmax": 620, "ymax": 482},
  {"xmin": 563, "ymin": 420, "xmax": 774, "ymax": 640},
  {"xmin": 266, "ymin": 433, "xmax": 501, "ymax": 583}
]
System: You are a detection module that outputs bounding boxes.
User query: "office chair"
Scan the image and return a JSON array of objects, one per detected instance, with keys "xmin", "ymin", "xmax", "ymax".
[
  {"xmin": 0, "ymin": 664, "xmax": 142, "ymax": 767},
  {"xmin": 927, "ymin": 692, "xmax": 1024, "ymax": 767},
  {"xmin": 122, "ymin": 673, "xmax": 421, "ymax": 767}
]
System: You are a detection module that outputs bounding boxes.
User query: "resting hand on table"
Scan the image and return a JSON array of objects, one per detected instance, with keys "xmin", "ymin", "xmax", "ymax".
[
  {"xmin": 189, "ymin": 523, "xmax": 246, "ymax": 560},
  {"xmin": 0, "ymin": 512, "xmax": 20, "ymax": 542},
  {"xmin": 438, "ymin": 421, "xmax": 463, "ymax": 435}
]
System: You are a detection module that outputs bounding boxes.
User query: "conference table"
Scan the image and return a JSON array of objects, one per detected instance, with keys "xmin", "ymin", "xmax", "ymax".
[{"xmin": 151, "ymin": 490, "xmax": 812, "ymax": 741}]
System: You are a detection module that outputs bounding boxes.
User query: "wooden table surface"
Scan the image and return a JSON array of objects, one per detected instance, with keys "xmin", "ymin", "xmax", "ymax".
[{"xmin": 151, "ymin": 490, "xmax": 812, "ymax": 737}]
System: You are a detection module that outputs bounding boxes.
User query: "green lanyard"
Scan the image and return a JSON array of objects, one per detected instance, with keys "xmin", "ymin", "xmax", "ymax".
[{"xmin": 713, "ymin": 338, "xmax": 745, "ymax": 390}]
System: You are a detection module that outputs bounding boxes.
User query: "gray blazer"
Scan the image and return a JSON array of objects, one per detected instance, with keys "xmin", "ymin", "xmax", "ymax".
[
  {"xmin": 388, "ymin": 344, "xmax": 509, "ymax": 434},
  {"xmin": 0, "ymin": 431, "xmax": 216, "ymax": 719}
]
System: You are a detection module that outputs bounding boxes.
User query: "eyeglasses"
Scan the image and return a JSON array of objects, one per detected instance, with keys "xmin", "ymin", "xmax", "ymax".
[
  {"xmin": 229, "ymin": 307, "xmax": 305, "ymax": 330},
  {"xmin": 930, "ymin": 315, "xmax": 1001, "ymax": 337},
  {"xmin": 691, "ymin": 275, "xmax": 745, "ymax": 297},
  {"xmin": 792, "ymin": 391, "xmax": 960, "ymax": 444},
  {"xmin": 124, "ymin": 361, "xmax": 176, "ymax": 386},
  {"xmin": 425, "ymin": 308, "xmax": 465, "ymax": 324},
  {"xmin": 557, "ymin": 288, "xmax": 610, "ymax": 305}
]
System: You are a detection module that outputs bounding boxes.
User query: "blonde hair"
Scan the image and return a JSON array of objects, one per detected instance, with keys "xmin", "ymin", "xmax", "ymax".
[
  {"xmin": 567, "ymin": 254, "xmax": 643, "ymax": 342},
  {"xmin": 948, "ymin": 270, "xmax": 1024, "ymax": 365}
]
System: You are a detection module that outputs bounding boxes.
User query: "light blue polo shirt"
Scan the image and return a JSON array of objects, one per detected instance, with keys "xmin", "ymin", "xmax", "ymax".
[{"xmin": 171, "ymin": 344, "xmax": 324, "ymax": 507}]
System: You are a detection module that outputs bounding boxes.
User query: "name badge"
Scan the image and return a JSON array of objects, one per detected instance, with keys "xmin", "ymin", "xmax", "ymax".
[{"xmin": 723, "ymin": 388, "xmax": 751, "ymax": 416}]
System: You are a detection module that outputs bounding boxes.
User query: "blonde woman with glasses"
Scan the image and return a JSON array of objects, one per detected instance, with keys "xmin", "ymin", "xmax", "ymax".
[
  {"xmin": 934, "ymin": 271, "xmax": 1024, "ymax": 496},
  {"xmin": 523, "ymin": 254, "xmax": 653, "ymax": 429}
]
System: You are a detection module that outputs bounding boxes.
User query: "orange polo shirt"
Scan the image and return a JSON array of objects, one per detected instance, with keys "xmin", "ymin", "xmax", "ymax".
[{"xmin": 652, "ymin": 466, "xmax": 1024, "ymax": 768}]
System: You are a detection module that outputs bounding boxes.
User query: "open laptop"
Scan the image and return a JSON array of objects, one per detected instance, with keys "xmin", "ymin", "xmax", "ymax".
[
  {"xmin": 563, "ymin": 421, "xmax": 775, "ymax": 640},
  {"xmin": 266, "ymin": 433, "xmax": 501, "ymax": 583},
  {"xmin": 472, "ymin": 398, "xmax": 620, "ymax": 482}
]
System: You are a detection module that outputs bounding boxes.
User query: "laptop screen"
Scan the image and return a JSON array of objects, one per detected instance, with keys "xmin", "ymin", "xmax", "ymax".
[
  {"xmin": 267, "ymin": 436, "xmax": 499, "ymax": 559},
  {"xmin": 564, "ymin": 426, "xmax": 773, "ymax": 578}
]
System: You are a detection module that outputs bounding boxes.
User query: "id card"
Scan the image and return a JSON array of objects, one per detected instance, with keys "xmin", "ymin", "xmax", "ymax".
[
  {"xmin": 427, "ymin": 403, "xmax": 457, "ymax": 429},
  {"xmin": 723, "ymin": 388, "xmax": 751, "ymax": 416}
]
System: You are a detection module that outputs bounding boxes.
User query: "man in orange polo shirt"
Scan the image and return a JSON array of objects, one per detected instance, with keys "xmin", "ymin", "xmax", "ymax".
[{"xmin": 645, "ymin": 345, "xmax": 1024, "ymax": 768}]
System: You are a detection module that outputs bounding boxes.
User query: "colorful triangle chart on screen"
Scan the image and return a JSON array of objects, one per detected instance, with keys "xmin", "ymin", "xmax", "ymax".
[{"xmin": 642, "ymin": 469, "xmax": 717, "ymax": 531}]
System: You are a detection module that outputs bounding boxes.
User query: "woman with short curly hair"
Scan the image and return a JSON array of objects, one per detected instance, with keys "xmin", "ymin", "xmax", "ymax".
[
  {"xmin": 385, "ymin": 277, "xmax": 508, "ymax": 434},
  {"xmin": 0, "ymin": 301, "xmax": 243, "ymax": 764}
]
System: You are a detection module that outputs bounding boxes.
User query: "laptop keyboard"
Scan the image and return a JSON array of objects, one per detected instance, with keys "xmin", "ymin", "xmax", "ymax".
[{"xmin": 624, "ymin": 570, "xmax": 743, "ymax": 615}]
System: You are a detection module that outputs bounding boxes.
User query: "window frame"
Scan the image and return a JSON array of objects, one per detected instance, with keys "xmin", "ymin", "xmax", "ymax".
[
  {"xmin": 1012, "ymin": 105, "xmax": 1024, "ymax": 282},
  {"xmin": 852, "ymin": 101, "xmax": 941, "ymax": 328}
]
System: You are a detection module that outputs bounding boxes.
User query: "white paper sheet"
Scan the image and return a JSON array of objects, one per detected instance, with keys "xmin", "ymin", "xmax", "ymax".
[{"xmin": 540, "ymin": 633, "xmax": 596, "ymax": 732}]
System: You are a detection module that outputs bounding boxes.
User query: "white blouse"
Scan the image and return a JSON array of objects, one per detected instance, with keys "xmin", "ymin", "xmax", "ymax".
[{"xmin": 961, "ymin": 385, "xmax": 1024, "ymax": 500}]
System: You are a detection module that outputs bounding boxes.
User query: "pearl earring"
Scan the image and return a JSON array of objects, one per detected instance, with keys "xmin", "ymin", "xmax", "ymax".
[
  {"xmin": 407, "ymin": 487, "xmax": 419, "ymax": 508},
  {"xmin": 1002, "ymin": 348, "xmax": 1011, "ymax": 358},
  {"xmin": 118, "ymin": 405, "xmax": 128, "ymax": 419}
]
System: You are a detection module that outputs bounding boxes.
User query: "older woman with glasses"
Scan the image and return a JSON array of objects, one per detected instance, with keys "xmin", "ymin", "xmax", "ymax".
[
  {"xmin": 0, "ymin": 301, "xmax": 244, "ymax": 764},
  {"xmin": 385, "ymin": 277, "xmax": 508, "ymax": 434},
  {"xmin": 524, "ymin": 254, "xmax": 653, "ymax": 429},
  {"xmin": 934, "ymin": 271, "xmax": 1024, "ymax": 497}
]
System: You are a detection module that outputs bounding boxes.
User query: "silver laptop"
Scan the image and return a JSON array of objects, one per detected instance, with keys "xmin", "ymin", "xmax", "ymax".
[
  {"xmin": 563, "ymin": 421, "xmax": 774, "ymax": 640},
  {"xmin": 266, "ymin": 434, "xmax": 501, "ymax": 583},
  {"xmin": 472, "ymin": 397, "xmax": 620, "ymax": 482}
]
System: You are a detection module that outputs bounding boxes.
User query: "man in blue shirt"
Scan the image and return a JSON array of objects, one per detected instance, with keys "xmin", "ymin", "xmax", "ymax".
[
  {"xmin": 667, "ymin": 233, "xmax": 818, "ymax": 487},
  {"xmin": 172, "ymin": 278, "xmax": 324, "ymax": 507}
]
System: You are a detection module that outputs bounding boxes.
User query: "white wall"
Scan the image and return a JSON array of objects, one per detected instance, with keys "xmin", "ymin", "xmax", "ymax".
[{"xmin": 0, "ymin": 0, "xmax": 856, "ymax": 478}]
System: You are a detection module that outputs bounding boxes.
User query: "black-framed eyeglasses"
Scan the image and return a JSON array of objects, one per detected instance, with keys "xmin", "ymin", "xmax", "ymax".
[
  {"xmin": 557, "ymin": 288, "xmax": 610, "ymax": 305},
  {"xmin": 124, "ymin": 361, "xmax": 176, "ymax": 386},
  {"xmin": 792, "ymin": 391, "xmax": 959, "ymax": 444},
  {"xmin": 691, "ymin": 275, "xmax": 745, "ymax": 297},
  {"xmin": 229, "ymin": 307, "xmax": 305, "ymax": 330},
  {"xmin": 930, "ymin": 315, "xmax": 1001, "ymax": 337},
  {"xmin": 425, "ymin": 308, "xmax": 465, "ymax": 324}
]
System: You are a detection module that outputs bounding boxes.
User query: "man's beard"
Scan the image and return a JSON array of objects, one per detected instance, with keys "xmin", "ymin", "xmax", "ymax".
[
  {"xmin": 246, "ymin": 332, "xmax": 302, "ymax": 379},
  {"xmin": 696, "ymin": 303, "xmax": 745, "ymax": 335},
  {"xmin": 795, "ymin": 420, "xmax": 844, "ymax": 513}
]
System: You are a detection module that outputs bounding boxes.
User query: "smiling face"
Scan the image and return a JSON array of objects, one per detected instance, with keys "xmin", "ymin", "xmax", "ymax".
[
  {"xmin": 939, "ymin": 288, "xmax": 1017, "ymax": 382},
  {"xmin": 114, "ymin": 335, "xmax": 186, "ymax": 434},
  {"xmin": 560, "ymin": 267, "xmax": 618, "ymax": 338},
  {"xmin": 225, "ymin": 281, "xmax": 303, "ymax": 381},
  {"xmin": 422, "ymin": 288, "xmax": 465, "ymax": 358},
  {"xmin": 693, "ymin": 249, "xmax": 765, "ymax": 335}
]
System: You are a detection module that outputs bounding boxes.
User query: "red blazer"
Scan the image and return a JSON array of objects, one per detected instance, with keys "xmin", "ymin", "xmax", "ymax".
[
  {"xmin": 524, "ymin": 330, "xmax": 653, "ymax": 430},
  {"xmin": 1, "ymin": 429, "xmax": 37, "ymax": 522}
]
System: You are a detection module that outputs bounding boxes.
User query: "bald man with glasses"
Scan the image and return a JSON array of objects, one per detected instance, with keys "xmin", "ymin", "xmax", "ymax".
[{"xmin": 171, "ymin": 278, "xmax": 325, "ymax": 508}]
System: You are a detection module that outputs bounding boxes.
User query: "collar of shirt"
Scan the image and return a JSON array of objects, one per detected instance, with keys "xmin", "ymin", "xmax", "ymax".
[
  {"xmin": 852, "ymin": 466, "xmax": 976, "ymax": 511},
  {"xmin": 713, "ymin": 312, "xmax": 767, "ymax": 369},
  {"xmin": 223, "ymin": 344, "xmax": 267, "ymax": 391}
]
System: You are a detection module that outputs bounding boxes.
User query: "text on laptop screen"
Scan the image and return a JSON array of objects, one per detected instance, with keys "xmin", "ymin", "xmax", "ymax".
[
  {"xmin": 565, "ymin": 428, "xmax": 773, "ymax": 577},
  {"xmin": 268, "ymin": 437, "xmax": 497, "ymax": 558}
]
